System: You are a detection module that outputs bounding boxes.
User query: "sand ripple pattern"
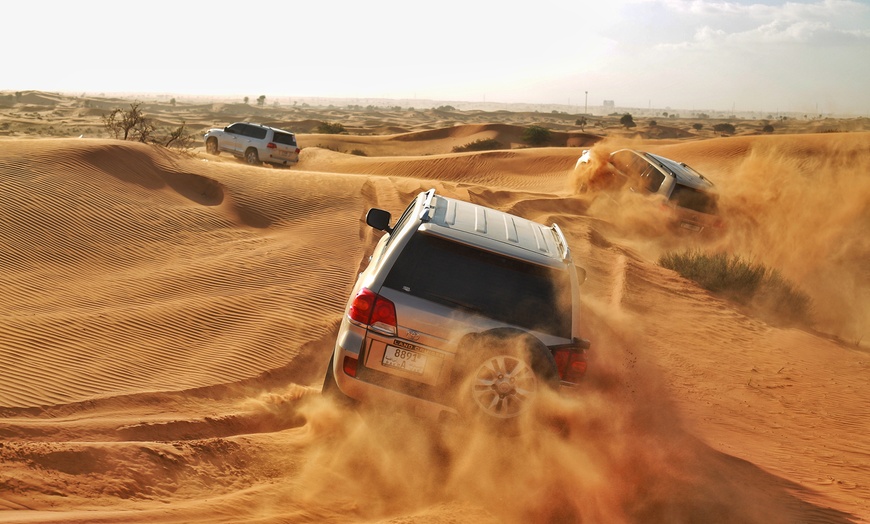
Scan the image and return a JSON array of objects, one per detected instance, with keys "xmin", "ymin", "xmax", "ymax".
[{"xmin": 0, "ymin": 140, "xmax": 367, "ymax": 408}]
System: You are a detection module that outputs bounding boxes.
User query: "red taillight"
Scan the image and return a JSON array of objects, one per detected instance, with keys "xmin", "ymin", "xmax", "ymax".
[
  {"xmin": 267, "ymin": 142, "xmax": 277, "ymax": 149},
  {"xmin": 553, "ymin": 347, "xmax": 588, "ymax": 383},
  {"xmin": 295, "ymin": 147, "xmax": 301, "ymax": 154},
  {"xmin": 348, "ymin": 288, "xmax": 397, "ymax": 336},
  {"xmin": 343, "ymin": 356, "xmax": 358, "ymax": 377}
]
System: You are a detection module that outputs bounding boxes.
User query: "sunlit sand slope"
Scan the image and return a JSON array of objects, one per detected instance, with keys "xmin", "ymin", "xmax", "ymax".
[{"xmin": 0, "ymin": 134, "xmax": 867, "ymax": 523}]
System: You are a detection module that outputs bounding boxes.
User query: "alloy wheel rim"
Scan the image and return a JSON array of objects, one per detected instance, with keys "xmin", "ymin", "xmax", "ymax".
[{"xmin": 471, "ymin": 355, "xmax": 537, "ymax": 419}]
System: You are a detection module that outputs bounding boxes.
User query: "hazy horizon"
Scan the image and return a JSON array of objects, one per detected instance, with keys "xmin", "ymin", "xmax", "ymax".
[{"xmin": 6, "ymin": 0, "xmax": 870, "ymax": 116}]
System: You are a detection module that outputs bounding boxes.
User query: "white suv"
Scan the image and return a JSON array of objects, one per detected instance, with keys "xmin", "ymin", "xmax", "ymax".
[
  {"xmin": 204, "ymin": 122, "xmax": 300, "ymax": 167},
  {"xmin": 576, "ymin": 148, "xmax": 723, "ymax": 233},
  {"xmin": 323, "ymin": 189, "xmax": 590, "ymax": 427}
]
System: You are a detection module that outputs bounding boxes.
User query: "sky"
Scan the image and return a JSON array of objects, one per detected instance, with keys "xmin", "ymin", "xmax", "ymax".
[{"xmin": 5, "ymin": 0, "xmax": 869, "ymax": 115}]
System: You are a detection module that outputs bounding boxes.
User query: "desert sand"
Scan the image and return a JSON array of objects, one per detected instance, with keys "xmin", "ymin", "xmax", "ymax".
[{"xmin": 0, "ymin": 91, "xmax": 868, "ymax": 523}]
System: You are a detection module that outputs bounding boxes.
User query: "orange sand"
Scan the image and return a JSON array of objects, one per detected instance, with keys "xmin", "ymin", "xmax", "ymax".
[{"xmin": 0, "ymin": 93, "xmax": 868, "ymax": 523}]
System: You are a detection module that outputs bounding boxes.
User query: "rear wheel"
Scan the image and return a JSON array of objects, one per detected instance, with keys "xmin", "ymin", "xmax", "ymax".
[
  {"xmin": 322, "ymin": 354, "xmax": 356, "ymax": 407},
  {"xmin": 454, "ymin": 329, "xmax": 558, "ymax": 431},
  {"xmin": 245, "ymin": 148, "xmax": 260, "ymax": 165},
  {"xmin": 206, "ymin": 137, "xmax": 219, "ymax": 155},
  {"xmin": 470, "ymin": 353, "xmax": 538, "ymax": 419}
]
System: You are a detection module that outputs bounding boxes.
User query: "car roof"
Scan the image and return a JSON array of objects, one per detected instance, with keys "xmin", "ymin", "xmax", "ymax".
[
  {"xmin": 642, "ymin": 152, "xmax": 715, "ymax": 190},
  {"xmin": 415, "ymin": 191, "xmax": 570, "ymax": 268}
]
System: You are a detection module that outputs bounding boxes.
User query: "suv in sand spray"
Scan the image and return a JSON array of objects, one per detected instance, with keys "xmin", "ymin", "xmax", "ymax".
[{"xmin": 323, "ymin": 189, "xmax": 591, "ymax": 428}]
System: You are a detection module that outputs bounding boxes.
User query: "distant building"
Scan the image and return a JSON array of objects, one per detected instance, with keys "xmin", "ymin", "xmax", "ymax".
[{"xmin": 603, "ymin": 100, "xmax": 615, "ymax": 109}]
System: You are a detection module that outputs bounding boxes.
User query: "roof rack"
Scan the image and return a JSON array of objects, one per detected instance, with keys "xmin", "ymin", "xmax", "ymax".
[
  {"xmin": 419, "ymin": 188, "xmax": 437, "ymax": 222},
  {"xmin": 551, "ymin": 223, "xmax": 571, "ymax": 260}
]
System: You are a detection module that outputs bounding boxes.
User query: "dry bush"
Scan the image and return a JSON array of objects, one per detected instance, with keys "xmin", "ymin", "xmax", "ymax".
[
  {"xmin": 452, "ymin": 138, "xmax": 504, "ymax": 153},
  {"xmin": 659, "ymin": 250, "xmax": 812, "ymax": 325}
]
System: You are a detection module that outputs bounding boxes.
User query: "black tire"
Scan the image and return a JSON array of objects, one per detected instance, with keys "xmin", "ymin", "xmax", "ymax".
[
  {"xmin": 321, "ymin": 354, "xmax": 356, "ymax": 407},
  {"xmin": 206, "ymin": 137, "xmax": 220, "ymax": 155},
  {"xmin": 453, "ymin": 329, "xmax": 558, "ymax": 429},
  {"xmin": 244, "ymin": 148, "xmax": 260, "ymax": 165}
]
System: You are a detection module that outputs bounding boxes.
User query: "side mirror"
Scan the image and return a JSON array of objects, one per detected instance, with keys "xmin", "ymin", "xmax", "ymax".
[{"xmin": 366, "ymin": 208, "xmax": 392, "ymax": 232}]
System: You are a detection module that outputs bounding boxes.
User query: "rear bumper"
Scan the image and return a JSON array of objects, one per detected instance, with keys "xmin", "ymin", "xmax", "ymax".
[{"xmin": 332, "ymin": 349, "xmax": 457, "ymax": 420}]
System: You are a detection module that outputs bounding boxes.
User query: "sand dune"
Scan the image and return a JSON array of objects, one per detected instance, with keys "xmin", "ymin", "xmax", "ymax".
[{"xmin": 0, "ymin": 100, "xmax": 868, "ymax": 523}]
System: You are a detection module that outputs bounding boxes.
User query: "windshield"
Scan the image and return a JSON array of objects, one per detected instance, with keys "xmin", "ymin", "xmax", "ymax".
[{"xmin": 383, "ymin": 233, "xmax": 571, "ymax": 337}]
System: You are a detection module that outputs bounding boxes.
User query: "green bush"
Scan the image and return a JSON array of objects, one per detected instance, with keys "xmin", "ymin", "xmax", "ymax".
[
  {"xmin": 452, "ymin": 138, "xmax": 504, "ymax": 153},
  {"xmin": 522, "ymin": 125, "xmax": 551, "ymax": 146},
  {"xmin": 659, "ymin": 250, "xmax": 812, "ymax": 325},
  {"xmin": 317, "ymin": 121, "xmax": 346, "ymax": 134}
]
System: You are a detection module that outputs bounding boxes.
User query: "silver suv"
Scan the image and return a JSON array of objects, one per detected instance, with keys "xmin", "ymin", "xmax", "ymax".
[
  {"xmin": 203, "ymin": 122, "xmax": 300, "ymax": 166},
  {"xmin": 323, "ymin": 189, "xmax": 590, "ymax": 426},
  {"xmin": 576, "ymin": 148, "xmax": 722, "ymax": 233}
]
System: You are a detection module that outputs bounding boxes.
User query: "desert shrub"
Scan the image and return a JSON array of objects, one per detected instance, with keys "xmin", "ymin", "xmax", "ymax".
[
  {"xmin": 620, "ymin": 113, "xmax": 636, "ymax": 129},
  {"xmin": 762, "ymin": 124, "xmax": 775, "ymax": 133},
  {"xmin": 660, "ymin": 251, "xmax": 764, "ymax": 299},
  {"xmin": 659, "ymin": 250, "xmax": 812, "ymax": 324},
  {"xmin": 160, "ymin": 121, "xmax": 194, "ymax": 150},
  {"xmin": 522, "ymin": 125, "xmax": 551, "ymax": 146},
  {"xmin": 350, "ymin": 149, "xmax": 367, "ymax": 156},
  {"xmin": 102, "ymin": 102, "xmax": 154, "ymax": 142},
  {"xmin": 692, "ymin": 123, "xmax": 703, "ymax": 131},
  {"xmin": 317, "ymin": 121, "xmax": 346, "ymax": 134},
  {"xmin": 713, "ymin": 123, "xmax": 736, "ymax": 134},
  {"xmin": 452, "ymin": 138, "xmax": 504, "ymax": 153}
]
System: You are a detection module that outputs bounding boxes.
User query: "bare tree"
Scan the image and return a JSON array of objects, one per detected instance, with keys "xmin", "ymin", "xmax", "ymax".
[
  {"xmin": 163, "ymin": 121, "xmax": 193, "ymax": 149},
  {"xmin": 102, "ymin": 102, "xmax": 154, "ymax": 141}
]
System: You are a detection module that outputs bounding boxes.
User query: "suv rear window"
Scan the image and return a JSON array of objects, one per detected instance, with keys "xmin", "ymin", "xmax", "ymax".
[
  {"xmin": 272, "ymin": 131, "xmax": 297, "ymax": 146},
  {"xmin": 671, "ymin": 184, "xmax": 719, "ymax": 214},
  {"xmin": 384, "ymin": 233, "xmax": 570, "ymax": 337}
]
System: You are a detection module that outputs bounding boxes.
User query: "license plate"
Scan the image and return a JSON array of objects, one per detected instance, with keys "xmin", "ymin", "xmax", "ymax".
[
  {"xmin": 680, "ymin": 222, "xmax": 702, "ymax": 232},
  {"xmin": 382, "ymin": 345, "xmax": 427, "ymax": 374}
]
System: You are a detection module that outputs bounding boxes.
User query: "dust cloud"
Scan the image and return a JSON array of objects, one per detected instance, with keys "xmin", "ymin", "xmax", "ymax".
[
  {"xmin": 570, "ymin": 136, "xmax": 870, "ymax": 345},
  {"xmin": 263, "ymin": 311, "xmax": 823, "ymax": 524}
]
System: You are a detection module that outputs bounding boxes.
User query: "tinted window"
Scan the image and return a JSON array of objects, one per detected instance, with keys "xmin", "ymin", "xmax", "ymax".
[
  {"xmin": 226, "ymin": 123, "xmax": 246, "ymax": 134},
  {"xmin": 384, "ymin": 234, "xmax": 571, "ymax": 337},
  {"xmin": 272, "ymin": 131, "xmax": 297, "ymax": 146},
  {"xmin": 611, "ymin": 151, "xmax": 647, "ymax": 178},
  {"xmin": 244, "ymin": 126, "xmax": 268, "ymax": 140},
  {"xmin": 671, "ymin": 185, "xmax": 719, "ymax": 214},
  {"xmin": 643, "ymin": 169, "xmax": 666, "ymax": 192}
]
